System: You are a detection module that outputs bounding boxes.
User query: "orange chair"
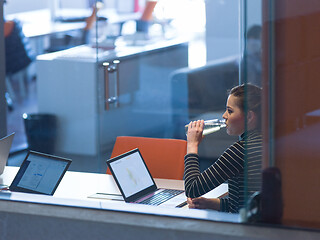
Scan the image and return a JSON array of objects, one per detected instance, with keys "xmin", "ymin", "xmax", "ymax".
[{"xmin": 107, "ymin": 136, "xmax": 187, "ymax": 180}]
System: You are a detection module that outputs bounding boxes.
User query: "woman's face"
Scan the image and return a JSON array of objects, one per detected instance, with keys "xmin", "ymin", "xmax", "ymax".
[{"xmin": 222, "ymin": 95, "xmax": 245, "ymax": 136}]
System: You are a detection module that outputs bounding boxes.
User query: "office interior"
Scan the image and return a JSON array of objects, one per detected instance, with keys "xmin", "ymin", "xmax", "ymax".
[{"xmin": 0, "ymin": 0, "xmax": 320, "ymax": 239}]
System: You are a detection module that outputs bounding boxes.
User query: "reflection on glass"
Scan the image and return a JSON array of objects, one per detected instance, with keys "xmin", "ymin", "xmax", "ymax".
[{"xmin": 245, "ymin": 24, "xmax": 262, "ymax": 87}]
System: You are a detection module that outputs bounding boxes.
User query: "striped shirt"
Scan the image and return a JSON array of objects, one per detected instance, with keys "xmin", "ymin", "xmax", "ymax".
[{"xmin": 184, "ymin": 130, "xmax": 262, "ymax": 213}]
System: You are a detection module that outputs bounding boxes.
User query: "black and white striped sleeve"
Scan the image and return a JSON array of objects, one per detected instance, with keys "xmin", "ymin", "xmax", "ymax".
[{"xmin": 184, "ymin": 142, "xmax": 244, "ymax": 198}]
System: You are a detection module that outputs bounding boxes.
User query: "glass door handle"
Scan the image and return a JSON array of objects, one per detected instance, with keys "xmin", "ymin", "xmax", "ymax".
[{"xmin": 103, "ymin": 60, "xmax": 120, "ymax": 110}]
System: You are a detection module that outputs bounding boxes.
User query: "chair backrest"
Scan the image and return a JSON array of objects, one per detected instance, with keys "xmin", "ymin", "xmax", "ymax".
[
  {"xmin": 5, "ymin": 19, "xmax": 35, "ymax": 75},
  {"xmin": 107, "ymin": 136, "xmax": 187, "ymax": 180}
]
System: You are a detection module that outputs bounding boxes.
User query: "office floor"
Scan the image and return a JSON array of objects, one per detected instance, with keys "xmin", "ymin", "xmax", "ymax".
[{"xmin": 7, "ymin": 73, "xmax": 37, "ymax": 153}]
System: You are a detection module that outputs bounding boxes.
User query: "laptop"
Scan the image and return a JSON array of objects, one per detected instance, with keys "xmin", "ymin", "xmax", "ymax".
[
  {"xmin": 0, "ymin": 132, "xmax": 15, "ymax": 175},
  {"xmin": 9, "ymin": 151, "xmax": 72, "ymax": 195},
  {"xmin": 106, "ymin": 148, "xmax": 187, "ymax": 207}
]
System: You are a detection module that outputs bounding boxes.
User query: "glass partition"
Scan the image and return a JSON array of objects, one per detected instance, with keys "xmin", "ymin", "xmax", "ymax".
[
  {"xmin": 242, "ymin": 0, "xmax": 320, "ymax": 230},
  {"xmin": 2, "ymin": 0, "xmax": 204, "ymax": 176},
  {"xmin": 241, "ymin": 0, "xmax": 264, "ymax": 220},
  {"xmin": 259, "ymin": 0, "xmax": 320, "ymax": 230},
  {"xmin": 1, "ymin": 0, "xmax": 245, "ymax": 209},
  {"xmin": 2, "ymin": 0, "xmax": 319, "ymax": 232}
]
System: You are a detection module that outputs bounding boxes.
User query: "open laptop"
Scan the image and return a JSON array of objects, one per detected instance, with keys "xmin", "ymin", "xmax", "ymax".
[
  {"xmin": 106, "ymin": 148, "xmax": 187, "ymax": 207},
  {"xmin": 9, "ymin": 151, "xmax": 72, "ymax": 195},
  {"xmin": 0, "ymin": 132, "xmax": 15, "ymax": 175}
]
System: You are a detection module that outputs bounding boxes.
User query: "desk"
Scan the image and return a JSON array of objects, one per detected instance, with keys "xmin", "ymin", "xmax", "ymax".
[
  {"xmin": 7, "ymin": 9, "xmax": 140, "ymax": 38},
  {"xmin": 6, "ymin": 9, "xmax": 140, "ymax": 54},
  {"xmin": 0, "ymin": 166, "xmax": 228, "ymax": 209},
  {"xmin": 7, "ymin": 167, "xmax": 307, "ymax": 240},
  {"xmin": 7, "ymin": 9, "xmax": 86, "ymax": 55},
  {"xmin": 0, "ymin": 173, "xmax": 318, "ymax": 239}
]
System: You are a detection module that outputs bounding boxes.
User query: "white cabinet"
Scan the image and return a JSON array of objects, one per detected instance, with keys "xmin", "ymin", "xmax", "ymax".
[{"xmin": 36, "ymin": 39, "xmax": 188, "ymax": 155}]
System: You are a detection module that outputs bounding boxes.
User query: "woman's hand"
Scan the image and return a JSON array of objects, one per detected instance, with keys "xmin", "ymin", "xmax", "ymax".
[
  {"xmin": 187, "ymin": 120, "xmax": 204, "ymax": 154},
  {"xmin": 187, "ymin": 197, "xmax": 220, "ymax": 210}
]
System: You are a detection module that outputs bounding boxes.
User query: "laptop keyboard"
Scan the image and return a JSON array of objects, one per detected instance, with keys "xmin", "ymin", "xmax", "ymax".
[{"xmin": 138, "ymin": 189, "xmax": 184, "ymax": 206}]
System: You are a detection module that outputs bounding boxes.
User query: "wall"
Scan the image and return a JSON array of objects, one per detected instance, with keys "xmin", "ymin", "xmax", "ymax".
[
  {"xmin": 205, "ymin": 0, "xmax": 262, "ymax": 61},
  {"xmin": 0, "ymin": 200, "xmax": 320, "ymax": 240},
  {"xmin": 262, "ymin": 0, "xmax": 320, "ymax": 229}
]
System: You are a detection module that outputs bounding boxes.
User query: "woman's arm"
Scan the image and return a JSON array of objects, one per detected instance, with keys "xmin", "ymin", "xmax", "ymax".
[
  {"xmin": 186, "ymin": 120, "xmax": 204, "ymax": 155},
  {"xmin": 184, "ymin": 142, "xmax": 244, "ymax": 198},
  {"xmin": 187, "ymin": 197, "xmax": 221, "ymax": 210}
]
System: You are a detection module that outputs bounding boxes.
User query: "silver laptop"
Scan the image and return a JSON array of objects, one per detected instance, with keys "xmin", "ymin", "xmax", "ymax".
[
  {"xmin": 0, "ymin": 132, "xmax": 15, "ymax": 175},
  {"xmin": 106, "ymin": 148, "xmax": 187, "ymax": 208}
]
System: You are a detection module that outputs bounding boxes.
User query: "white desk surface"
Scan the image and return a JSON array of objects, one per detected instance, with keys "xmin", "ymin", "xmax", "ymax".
[
  {"xmin": 7, "ymin": 9, "xmax": 85, "ymax": 38},
  {"xmin": 0, "ymin": 166, "xmax": 238, "ymax": 225},
  {"xmin": 36, "ymin": 36, "xmax": 189, "ymax": 62},
  {"xmin": 0, "ymin": 166, "xmax": 227, "ymax": 205},
  {"xmin": 0, "ymin": 172, "xmax": 316, "ymax": 239}
]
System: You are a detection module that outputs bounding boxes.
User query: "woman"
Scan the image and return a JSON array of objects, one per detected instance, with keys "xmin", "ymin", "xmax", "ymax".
[{"xmin": 184, "ymin": 83, "xmax": 262, "ymax": 213}]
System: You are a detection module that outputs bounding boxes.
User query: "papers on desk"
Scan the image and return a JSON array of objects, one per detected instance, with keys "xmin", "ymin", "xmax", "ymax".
[
  {"xmin": 0, "ymin": 184, "xmax": 9, "ymax": 190},
  {"xmin": 203, "ymin": 183, "xmax": 229, "ymax": 198},
  {"xmin": 55, "ymin": 45, "xmax": 114, "ymax": 59},
  {"xmin": 118, "ymin": 33, "xmax": 156, "ymax": 46},
  {"xmin": 158, "ymin": 193, "xmax": 187, "ymax": 208},
  {"xmin": 88, "ymin": 193, "xmax": 124, "ymax": 201},
  {"xmin": 55, "ymin": 16, "xmax": 108, "ymax": 23}
]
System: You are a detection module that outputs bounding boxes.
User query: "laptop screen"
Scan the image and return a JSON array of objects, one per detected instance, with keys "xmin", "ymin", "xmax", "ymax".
[
  {"xmin": 0, "ymin": 132, "xmax": 15, "ymax": 175},
  {"xmin": 10, "ymin": 151, "xmax": 72, "ymax": 195},
  {"xmin": 107, "ymin": 148, "xmax": 156, "ymax": 200}
]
